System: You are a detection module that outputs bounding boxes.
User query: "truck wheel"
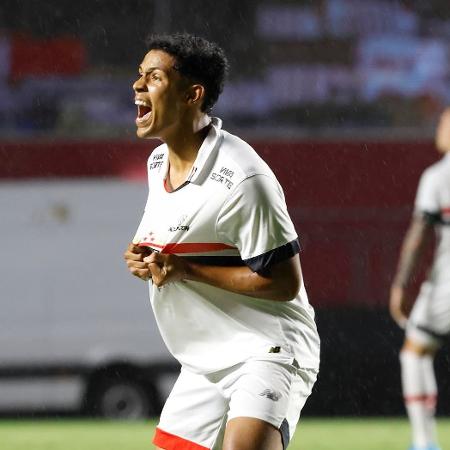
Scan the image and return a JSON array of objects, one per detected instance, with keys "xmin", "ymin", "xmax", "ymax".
[{"xmin": 95, "ymin": 379, "xmax": 151, "ymax": 419}]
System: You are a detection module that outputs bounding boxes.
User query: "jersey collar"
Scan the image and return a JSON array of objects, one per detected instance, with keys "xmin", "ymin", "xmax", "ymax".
[{"xmin": 185, "ymin": 117, "xmax": 224, "ymax": 185}]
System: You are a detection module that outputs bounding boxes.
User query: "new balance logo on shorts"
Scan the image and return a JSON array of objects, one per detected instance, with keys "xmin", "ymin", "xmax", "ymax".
[{"xmin": 259, "ymin": 389, "xmax": 281, "ymax": 401}]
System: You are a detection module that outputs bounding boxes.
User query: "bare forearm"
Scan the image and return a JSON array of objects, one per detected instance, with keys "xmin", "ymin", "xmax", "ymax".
[
  {"xmin": 393, "ymin": 217, "xmax": 433, "ymax": 288},
  {"xmin": 143, "ymin": 251, "xmax": 301, "ymax": 300},
  {"xmin": 184, "ymin": 259, "xmax": 300, "ymax": 302}
]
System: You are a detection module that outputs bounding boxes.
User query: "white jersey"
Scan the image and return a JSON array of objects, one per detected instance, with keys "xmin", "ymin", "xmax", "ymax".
[
  {"xmin": 414, "ymin": 153, "xmax": 450, "ymax": 285},
  {"xmin": 133, "ymin": 118, "xmax": 320, "ymax": 374}
]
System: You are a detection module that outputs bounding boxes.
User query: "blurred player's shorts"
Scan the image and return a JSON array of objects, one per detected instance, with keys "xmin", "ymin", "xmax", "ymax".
[{"xmin": 407, "ymin": 281, "xmax": 450, "ymax": 346}]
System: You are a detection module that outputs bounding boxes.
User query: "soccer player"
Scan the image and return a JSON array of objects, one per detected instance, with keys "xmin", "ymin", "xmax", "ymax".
[
  {"xmin": 123, "ymin": 33, "xmax": 320, "ymax": 450},
  {"xmin": 390, "ymin": 108, "xmax": 450, "ymax": 450}
]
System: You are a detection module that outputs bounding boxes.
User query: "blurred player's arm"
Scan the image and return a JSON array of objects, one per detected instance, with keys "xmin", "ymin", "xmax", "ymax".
[
  {"xmin": 390, "ymin": 213, "xmax": 434, "ymax": 326},
  {"xmin": 144, "ymin": 251, "xmax": 302, "ymax": 302}
]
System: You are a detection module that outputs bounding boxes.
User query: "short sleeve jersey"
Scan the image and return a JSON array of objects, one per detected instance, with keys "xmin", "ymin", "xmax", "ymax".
[
  {"xmin": 133, "ymin": 118, "xmax": 320, "ymax": 374},
  {"xmin": 414, "ymin": 153, "xmax": 450, "ymax": 284}
]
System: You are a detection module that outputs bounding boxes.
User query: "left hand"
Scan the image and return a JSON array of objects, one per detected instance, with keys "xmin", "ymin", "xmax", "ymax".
[{"xmin": 144, "ymin": 252, "xmax": 189, "ymax": 287}]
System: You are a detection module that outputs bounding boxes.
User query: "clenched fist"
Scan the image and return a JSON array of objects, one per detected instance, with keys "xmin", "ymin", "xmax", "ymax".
[
  {"xmin": 124, "ymin": 243, "xmax": 153, "ymax": 281},
  {"xmin": 144, "ymin": 252, "xmax": 189, "ymax": 287}
]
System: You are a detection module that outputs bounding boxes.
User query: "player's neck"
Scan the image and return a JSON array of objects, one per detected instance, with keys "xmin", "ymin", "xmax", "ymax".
[
  {"xmin": 166, "ymin": 113, "xmax": 211, "ymax": 171},
  {"xmin": 163, "ymin": 114, "xmax": 211, "ymax": 190}
]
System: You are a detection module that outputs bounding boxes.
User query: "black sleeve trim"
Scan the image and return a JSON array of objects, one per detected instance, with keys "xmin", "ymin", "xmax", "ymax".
[
  {"xmin": 244, "ymin": 239, "xmax": 300, "ymax": 275},
  {"xmin": 279, "ymin": 418, "xmax": 290, "ymax": 450},
  {"xmin": 420, "ymin": 211, "xmax": 442, "ymax": 225}
]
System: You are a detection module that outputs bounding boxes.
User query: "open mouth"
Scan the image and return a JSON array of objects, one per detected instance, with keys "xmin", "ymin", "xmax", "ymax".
[{"xmin": 135, "ymin": 99, "xmax": 152, "ymax": 123}]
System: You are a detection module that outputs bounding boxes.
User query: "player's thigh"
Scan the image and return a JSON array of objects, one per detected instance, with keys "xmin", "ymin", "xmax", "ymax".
[{"xmin": 222, "ymin": 416, "xmax": 282, "ymax": 450}]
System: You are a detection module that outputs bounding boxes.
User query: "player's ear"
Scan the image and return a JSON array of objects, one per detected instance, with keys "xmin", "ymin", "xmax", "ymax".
[{"xmin": 185, "ymin": 84, "xmax": 205, "ymax": 107}]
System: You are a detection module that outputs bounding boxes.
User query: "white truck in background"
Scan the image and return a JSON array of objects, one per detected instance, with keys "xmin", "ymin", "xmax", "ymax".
[{"xmin": 0, "ymin": 179, "xmax": 178, "ymax": 418}]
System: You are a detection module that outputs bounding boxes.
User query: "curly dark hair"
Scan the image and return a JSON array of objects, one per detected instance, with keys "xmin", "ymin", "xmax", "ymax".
[{"xmin": 145, "ymin": 33, "xmax": 229, "ymax": 113}]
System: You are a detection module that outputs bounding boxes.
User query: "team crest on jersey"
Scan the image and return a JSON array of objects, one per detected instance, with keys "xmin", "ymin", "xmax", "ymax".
[{"xmin": 142, "ymin": 231, "xmax": 155, "ymax": 242}]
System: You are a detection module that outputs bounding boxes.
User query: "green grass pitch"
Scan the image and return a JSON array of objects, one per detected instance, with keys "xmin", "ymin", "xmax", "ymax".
[{"xmin": 1, "ymin": 418, "xmax": 449, "ymax": 449}]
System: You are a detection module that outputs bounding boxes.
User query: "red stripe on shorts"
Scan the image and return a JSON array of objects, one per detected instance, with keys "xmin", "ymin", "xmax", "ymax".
[{"xmin": 153, "ymin": 427, "xmax": 210, "ymax": 450}]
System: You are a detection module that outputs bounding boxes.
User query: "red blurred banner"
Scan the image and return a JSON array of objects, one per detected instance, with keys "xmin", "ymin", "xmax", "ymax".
[{"xmin": 10, "ymin": 34, "xmax": 86, "ymax": 80}]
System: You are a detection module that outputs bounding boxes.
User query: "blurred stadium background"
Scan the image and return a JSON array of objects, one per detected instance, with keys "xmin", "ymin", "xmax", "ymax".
[{"xmin": 1, "ymin": 0, "xmax": 450, "ymax": 422}]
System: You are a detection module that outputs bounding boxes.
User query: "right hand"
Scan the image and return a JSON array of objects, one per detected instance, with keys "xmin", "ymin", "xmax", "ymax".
[{"xmin": 124, "ymin": 243, "xmax": 153, "ymax": 281}]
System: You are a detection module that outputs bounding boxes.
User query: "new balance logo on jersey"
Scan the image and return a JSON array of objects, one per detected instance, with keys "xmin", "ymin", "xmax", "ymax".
[{"xmin": 259, "ymin": 389, "xmax": 281, "ymax": 401}]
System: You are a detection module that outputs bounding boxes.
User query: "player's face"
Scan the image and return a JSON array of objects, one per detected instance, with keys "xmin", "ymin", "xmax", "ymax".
[
  {"xmin": 435, "ymin": 108, "xmax": 450, "ymax": 153},
  {"xmin": 133, "ymin": 50, "xmax": 187, "ymax": 140}
]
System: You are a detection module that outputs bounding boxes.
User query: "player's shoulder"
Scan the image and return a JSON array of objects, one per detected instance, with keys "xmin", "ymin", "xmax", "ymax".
[
  {"xmin": 218, "ymin": 129, "xmax": 276, "ymax": 181},
  {"xmin": 421, "ymin": 155, "xmax": 450, "ymax": 186}
]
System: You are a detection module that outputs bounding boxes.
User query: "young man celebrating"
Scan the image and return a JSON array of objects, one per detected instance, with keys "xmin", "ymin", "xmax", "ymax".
[
  {"xmin": 124, "ymin": 33, "xmax": 320, "ymax": 450},
  {"xmin": 390, "ymin": 108, "xmax": 450, "ymax": 450}
]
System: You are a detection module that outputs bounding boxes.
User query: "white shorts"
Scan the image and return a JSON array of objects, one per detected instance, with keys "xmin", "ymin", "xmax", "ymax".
[
  {"xmin": 407, "ymin": 280, "xmax": 450, "ymax": 347},
  {"xmin": 153, "ymin": 357, "xmax": 318, "ymax": 450}
]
